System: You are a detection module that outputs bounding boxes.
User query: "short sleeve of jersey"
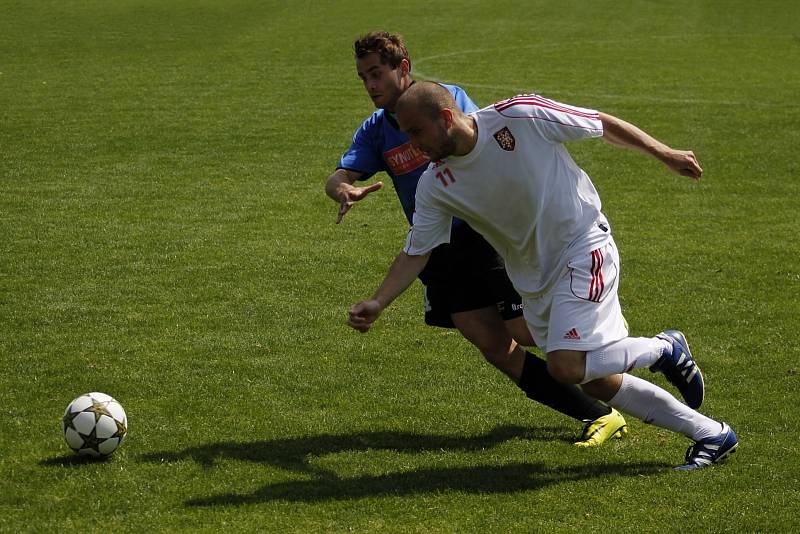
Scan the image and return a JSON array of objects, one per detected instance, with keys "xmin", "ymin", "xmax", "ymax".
[
  {"xmin": 403, "ymin": 173, "xmax": 452, "ymax": 255},
  {"xmin": 452, "ymin": 85, "xmax": 480, "ymax": 114},
  {"xmin": 493, "ymin": 94, "xmax": 603, "ymax": 144},
  {"xmin": 337, "ymin": 117, "xmax": 384, "ymax": 181}
]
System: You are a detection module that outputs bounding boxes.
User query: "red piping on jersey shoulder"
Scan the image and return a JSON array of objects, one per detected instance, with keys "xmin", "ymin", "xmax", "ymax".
[{"xmin": 494, "ymin": 94, "xmax": 599, "ymax": 120}]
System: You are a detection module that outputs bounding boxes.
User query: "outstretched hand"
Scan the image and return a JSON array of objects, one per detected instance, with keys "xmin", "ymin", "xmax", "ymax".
[
  {"xmin": 661, "ymin": 149, "xmax": 703, "ymax": 180},
  {"xmin": 336, "ymin": 182, "xmax": 384, "ymax": 223},
  {"xmin": 347, "ymin": 299, "xmax": 383, "ymax": 333}
]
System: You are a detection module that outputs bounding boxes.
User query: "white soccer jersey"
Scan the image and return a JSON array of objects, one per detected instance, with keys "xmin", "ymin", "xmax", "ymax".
[{"xmin": 405, "ymin": 94, "xmax": 607, "ymax": 298}]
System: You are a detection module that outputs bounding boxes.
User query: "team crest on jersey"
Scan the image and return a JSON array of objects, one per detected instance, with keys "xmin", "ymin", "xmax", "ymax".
[{"xmin": 493, "ymin": 127, "xmax": 515, "ymax": 151}]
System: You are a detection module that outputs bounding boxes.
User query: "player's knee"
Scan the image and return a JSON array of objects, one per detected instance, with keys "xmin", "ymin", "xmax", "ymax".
[
  {"xmin": 505, "ymin": 317, "xmax": 535, "ymax": 347},
  {"xmin": 546, "ymin": 352, "xmax": 585, "ymax": 384},
  {"xmin": 476, "ymin": 342, "xmax": 514, "ymax": 367},
  {"xmin": 453, "ymin": 314, "xmax": 517, "ymax": 370}
]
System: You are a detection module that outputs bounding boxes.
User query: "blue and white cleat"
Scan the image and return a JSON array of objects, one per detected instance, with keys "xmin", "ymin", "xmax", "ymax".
[
  {"xmin": 650, "ymin": 330, "xmax": 704, "ymax": 409},
  {"xmin": 675, "ymin": 423, "xmax": 738, "ymax": 471}
]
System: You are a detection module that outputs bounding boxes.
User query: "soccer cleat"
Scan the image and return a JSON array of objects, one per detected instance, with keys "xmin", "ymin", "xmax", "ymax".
[
  {"xmin": 574, "ymin": 408, "xmax": 628, "ymax": 447},
  {"xmin": 675, "ymin": 422, "xmax": 738, "ymax": 470},
  {"xmin": 650, "ymin": 330, "xmax": 704, "ymax": 409}
]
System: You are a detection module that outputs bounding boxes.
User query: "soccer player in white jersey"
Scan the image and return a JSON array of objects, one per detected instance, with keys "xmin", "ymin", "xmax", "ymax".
[
  {"xmin": 347, "ymin": 81, "xmax": 738, "ymax": 470},
  {"xmin": 327, "ymin": 31, "xmax": 627, "ymax": 447}
]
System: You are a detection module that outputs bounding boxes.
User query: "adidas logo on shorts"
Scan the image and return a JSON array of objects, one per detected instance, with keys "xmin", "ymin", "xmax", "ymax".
[{"xmin": 563, "ymin": 328, "xmax": 581, "ymax": 340}]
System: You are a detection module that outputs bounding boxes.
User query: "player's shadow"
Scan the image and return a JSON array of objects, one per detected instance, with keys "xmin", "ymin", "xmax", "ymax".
[
  {"xmin": 140, "ymin": 425, "xmax": 669, "ymax": 506},
  {"xmin": 142, "ymin": 424, "xmax": 561, "ymax": 470},
  {"xmin": 186, "ymin": 460, "xmax": 666, "ymax": 506}
]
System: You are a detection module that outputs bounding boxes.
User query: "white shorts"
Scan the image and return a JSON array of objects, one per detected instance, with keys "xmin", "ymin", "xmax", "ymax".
[{"xmin": 523, "ymin": 229, "xmax": 628, "ymax": 353}]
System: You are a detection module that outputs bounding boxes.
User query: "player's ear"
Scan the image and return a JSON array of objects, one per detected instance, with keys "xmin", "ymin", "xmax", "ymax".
[
  {"xmin": 399, "ymin": 58, "xmax": 411, "ymax": 77},
  {"xmin": 440, "ymin": 108, "xmax": 454, "ymax": 128}
]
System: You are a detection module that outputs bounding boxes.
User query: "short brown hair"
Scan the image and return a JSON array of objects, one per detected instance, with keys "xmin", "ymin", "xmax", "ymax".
[{"xmin": 354, "ymin": 31, "xmax": 410, "ymax": 71}]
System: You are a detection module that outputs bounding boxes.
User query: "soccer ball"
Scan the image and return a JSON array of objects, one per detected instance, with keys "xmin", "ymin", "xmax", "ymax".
[{"xmin": 62, "ymin": 392, "xmax": 128, "ymax": 457}]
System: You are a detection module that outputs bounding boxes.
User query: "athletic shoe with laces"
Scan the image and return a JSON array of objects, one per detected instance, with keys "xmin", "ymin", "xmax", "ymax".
[
  {"xmin": 574, "ymin": 408, "xmax": 628, "ymax": 447},
  {"xmin": 650, "ymin": 330, "xmax": 704, "ymax": 409},
  {"xmin": 675, "ymin": 422, "xmax": 738, "ymax": 470}
]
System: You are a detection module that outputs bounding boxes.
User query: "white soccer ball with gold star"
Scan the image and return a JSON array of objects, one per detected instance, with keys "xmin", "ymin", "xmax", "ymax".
[{"xmin": 62, "ymin": 392, "xmax": 128, "ymax": 457}]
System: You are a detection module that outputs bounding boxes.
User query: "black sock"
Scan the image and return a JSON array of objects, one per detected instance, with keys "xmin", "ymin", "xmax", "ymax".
[{"xmin": 517, "ymin": 352, "xmax": 611, "ymax": 422}]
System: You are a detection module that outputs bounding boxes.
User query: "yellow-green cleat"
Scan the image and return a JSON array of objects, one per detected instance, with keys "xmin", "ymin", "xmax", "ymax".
[{"xmin": 574, "ymin": 408, "xmax": 628, "ymax": 447}]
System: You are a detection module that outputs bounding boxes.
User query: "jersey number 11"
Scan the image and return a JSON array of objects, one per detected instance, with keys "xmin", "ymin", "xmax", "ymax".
[{"xmin": 435, "ymin": 168, "xmax": 456, "ymax": 187}]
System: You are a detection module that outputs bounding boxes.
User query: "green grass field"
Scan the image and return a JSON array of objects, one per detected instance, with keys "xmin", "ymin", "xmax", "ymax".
[{"xmin": 2, "ymin": 0, "xmax": 799, "ymax": 531}]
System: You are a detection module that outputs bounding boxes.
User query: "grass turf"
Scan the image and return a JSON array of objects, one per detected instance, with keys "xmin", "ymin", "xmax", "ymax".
[{"xmin": 1, "ymin": 0, "xmax": 799, "ymax": 531}]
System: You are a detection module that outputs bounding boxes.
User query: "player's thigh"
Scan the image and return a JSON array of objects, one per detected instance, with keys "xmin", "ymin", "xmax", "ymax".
[
  {"xmin": 546, "ymin": 239, "xmax": 627, "ymax": 353},
  {"xmin": 485, "ymin": 269, "xmax": 532, "ymax": 346},
  {"xmin": 450, "ymin": 306, "xmax": 514, "ymax": 355}
]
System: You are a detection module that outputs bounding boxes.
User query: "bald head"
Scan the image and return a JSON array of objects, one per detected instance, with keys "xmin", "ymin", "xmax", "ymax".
[
  {"xmin": 397, "ymin": 81, "xmax": 462, "ymax": 121},
  {"xmin": 396, "ymin": 81, "xmax": 476, "ymax": 161}
]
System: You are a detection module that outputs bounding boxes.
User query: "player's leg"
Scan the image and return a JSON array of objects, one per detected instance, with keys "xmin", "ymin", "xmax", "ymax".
[
  {"xmin": 449, "ymin": 306, "xmax": 523, "ymax": 380},
  {"xmin": 504, "ymin": 316, "xmax": 536, "ymax": 347},
  {"xmin": 480, "ymin": 269, "xmax": 626, "ymax": 445},
  {"xmin": 544, "ymin": 233, "xmax": 736, "ymax": 468},
  {"xmin": 549, "ymin": 236, "xmax": 704, "ymax": 407},
  {"xmin": 545, "ymin": 348, "xmax": 736, "ymax": 467},
  {"xmin": 450, "ymin": 306, "xmax": 619, "ymax": 426},
  {"xmin": 441, "ymin": 284, "xmax": 623, "ymax": 446},
  {"xmin": 602, "ymin": 373, "xmax": 736, "ymax": 469},
  {"xmin": 425, "ymin": 228, "xmax": 624, "ymax": 445},
  {"xmin": 580, "ymin": 331, "xmax": 704, "ymax": 408}
]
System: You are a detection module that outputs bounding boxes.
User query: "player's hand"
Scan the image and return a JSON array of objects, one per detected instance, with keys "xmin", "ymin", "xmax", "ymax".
[
  {"xmin": 347, "ymin": 299, "xmax": 383, "ymax": 332},
  {"xmin": 336, "ymin": 182, "xmax": 383, "ymax": 223},
  {"xmin": 661, "ymin": 149, "xmax": 703, "ymax": 180}
]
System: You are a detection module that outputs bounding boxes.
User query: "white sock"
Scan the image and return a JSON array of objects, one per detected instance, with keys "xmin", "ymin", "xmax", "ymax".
[
  {"xmin": 607, "ymin": 374, "xmax": 722, "ymax": 441},
  {"xmin": 582, "ymin": 337, "xmax": 671, "ymax": 383}
]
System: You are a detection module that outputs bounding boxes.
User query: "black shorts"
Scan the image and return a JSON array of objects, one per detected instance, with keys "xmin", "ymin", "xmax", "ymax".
[
  {"xmin": 419, "ymin": 222, "xmax": 523, "ymax": 328},
  {"xmin": 423, "ymin": 267, "xmax": 524, "ymax": 328}
]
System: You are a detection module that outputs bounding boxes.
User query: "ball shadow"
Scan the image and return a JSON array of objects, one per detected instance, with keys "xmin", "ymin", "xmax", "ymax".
[{"xmin": 40, "ymin": 454, "xmax": 112, "ymax": 467}]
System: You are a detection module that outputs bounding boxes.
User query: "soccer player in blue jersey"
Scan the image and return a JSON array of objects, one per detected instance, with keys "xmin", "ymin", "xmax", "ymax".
[{"xmin": 325, "ymin": 31, "xmax": 626, "ymax": 446}]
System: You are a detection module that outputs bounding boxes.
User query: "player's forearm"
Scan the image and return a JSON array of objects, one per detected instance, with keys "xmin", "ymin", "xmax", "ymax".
[
  {"xmin": 325, "ymin": 169, "xmax": 358, "ymax": 201},
  {"xmin": 372, "ymin": 251, "xmax": 430, "ymax": 309},
  {"xmin": 599, "ymin": 112, "xmax": 670, "ymax": 163}
]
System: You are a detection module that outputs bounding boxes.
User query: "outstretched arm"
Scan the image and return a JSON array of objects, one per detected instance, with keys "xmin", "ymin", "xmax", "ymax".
[
  {"xmin": 599, "ymin": 112, "xmax": 703, "ymax": 180},
  {"xmin": 325, "ymin": 168, "xmax": 384, "ymax": 223},
  {"xmin": 347, "ymin": 251, "xmax": 431, "ymax": 333}
]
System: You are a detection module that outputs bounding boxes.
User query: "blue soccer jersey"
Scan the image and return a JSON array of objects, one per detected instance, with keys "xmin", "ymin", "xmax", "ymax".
[{"xmin": 338, "ymin": 83, "xmax": 479, "ymax": 224}]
